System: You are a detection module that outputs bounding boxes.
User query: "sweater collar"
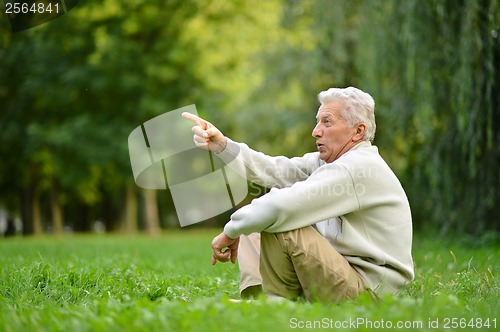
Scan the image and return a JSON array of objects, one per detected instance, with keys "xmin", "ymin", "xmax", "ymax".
[
  {"xmin": 338, "ymin": 140, "xmax": 372, "ymax": 158},
  {"xmin": 318, "ymin": 141, "xmax": 372, "ymax": 166},
  {"xmin": 348, "ymin": 140, "xmax": 372, "ymax": 151}
]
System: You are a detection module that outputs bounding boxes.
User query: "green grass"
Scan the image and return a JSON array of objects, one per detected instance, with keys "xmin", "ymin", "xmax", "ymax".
[{"xmin": 0, "ymin": 229, "xmax": 498, "ymax": 331}]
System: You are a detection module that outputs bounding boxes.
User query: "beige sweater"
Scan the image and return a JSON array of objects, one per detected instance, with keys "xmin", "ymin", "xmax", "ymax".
[{"xmin": 218, "ymin": 139, "xmax": 414, "ymax": 295}]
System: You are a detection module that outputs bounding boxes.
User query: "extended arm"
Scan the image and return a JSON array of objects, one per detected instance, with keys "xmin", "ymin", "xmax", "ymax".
[
  {"xmin": 182, "ymin": 111, "xmax": 320, "ymax": 189},
  {"xmin": 224, "ymin": 163, "xmax": 360, "ymax": 239}
]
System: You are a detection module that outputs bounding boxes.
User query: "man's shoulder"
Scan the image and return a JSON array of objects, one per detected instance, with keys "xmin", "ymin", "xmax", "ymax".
[
  {"xmin": 338, "ymin": 142, "xmax": 381, "ymax": 163},
  {"xmin": 334, "ymin": 143, "xmax": 391, "ymax": 176}
]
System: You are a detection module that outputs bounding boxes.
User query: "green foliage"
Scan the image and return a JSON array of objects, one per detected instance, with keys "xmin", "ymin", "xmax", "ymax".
[
  {"xmin": 0, "ymin": 0, "xmax": 498, "ymax": 235},
  {"xmin": 356, "ymin": 0, "xmax": 500, "ymax": 235},
  {"xmin": 0, "ymin": 231, "xmax": 498, "ymax": 331}
]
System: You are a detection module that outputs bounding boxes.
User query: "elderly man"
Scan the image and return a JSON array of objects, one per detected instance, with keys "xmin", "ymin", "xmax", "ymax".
[{"xmin": 182, "ymin": 87, "xmax": 414, "ymax": 303}]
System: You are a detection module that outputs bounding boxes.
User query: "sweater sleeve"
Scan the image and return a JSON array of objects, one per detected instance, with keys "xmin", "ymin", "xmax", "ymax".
[
  {"xmin": 224, "ymin": 162, "xmax": 360, "ymax": 239},
  {"xmin": 216, "ymin": 139, "xmax": 321, "ymax": 189}
]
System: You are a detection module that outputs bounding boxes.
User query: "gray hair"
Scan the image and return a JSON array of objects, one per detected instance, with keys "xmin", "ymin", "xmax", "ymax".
[{"xmin": 317, "ymin": 87, "xmax": 376, "ymax": 142}]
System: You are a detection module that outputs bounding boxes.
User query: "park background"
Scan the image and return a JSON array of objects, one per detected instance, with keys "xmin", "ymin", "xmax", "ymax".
[{"xmin": 1, "ymin": 0, "xmax": 499, "ymax": 238}]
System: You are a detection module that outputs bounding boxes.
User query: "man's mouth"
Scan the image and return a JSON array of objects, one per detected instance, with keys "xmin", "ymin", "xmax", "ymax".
[{"xmin": 316, "ymin": 142, "xmax": 324, "ymax": 150}]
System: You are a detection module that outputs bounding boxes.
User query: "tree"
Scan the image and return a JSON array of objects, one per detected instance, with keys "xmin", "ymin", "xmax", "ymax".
[
  {"xmin": 358, "ymin": 0, "xmax": 500, "ymax": 234},
  {"xmin": 1, "ymin": 0, "xmax": 497, "ymax": 237}
]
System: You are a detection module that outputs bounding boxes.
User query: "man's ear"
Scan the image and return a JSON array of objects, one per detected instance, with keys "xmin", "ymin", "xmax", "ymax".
[{"xmin": 353, "ymin": 123, "xmax": 366, "ymax": 141}]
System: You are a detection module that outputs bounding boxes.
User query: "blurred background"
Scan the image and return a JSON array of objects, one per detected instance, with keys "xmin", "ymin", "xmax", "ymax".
[{"xmin": 0, "ymin": 0, "xmax": 498, "ymax": 238}]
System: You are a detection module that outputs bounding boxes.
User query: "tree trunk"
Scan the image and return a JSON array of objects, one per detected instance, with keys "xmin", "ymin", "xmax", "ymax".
[
  {"xmin": 32, "ymin": 191, "xmax": 43, "ymax": 235},
  {"xmin": 21, "ymin": 188, "xmax": 34, "ymax": 236},
  {"xmin": 142, "ymin": 189, "xmax": 161, "ymax": 235},
  {"xmin": 51, "ymin": 186, "xmax": 64, "ymax": 234},
  {"xmin": 123, "ymin": 183, "xmax": 138, "ymax": 234}
]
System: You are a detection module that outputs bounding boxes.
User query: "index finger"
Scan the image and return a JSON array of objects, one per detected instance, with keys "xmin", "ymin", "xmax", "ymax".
[{"xmin": 181, "ymin": 112, "xmax": 206, "ymax": 127}]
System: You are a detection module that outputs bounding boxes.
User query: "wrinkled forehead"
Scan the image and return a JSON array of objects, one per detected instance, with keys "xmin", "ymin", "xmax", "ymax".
[{"xmin": 316, "ymin": 100, "xmax": 345, "ymax": 119}]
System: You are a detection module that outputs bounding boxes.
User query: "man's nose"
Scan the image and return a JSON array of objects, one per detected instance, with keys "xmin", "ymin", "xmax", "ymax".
[{"xmin": 312, "ymin": 123, "xmax": 322, "ymax": 137}]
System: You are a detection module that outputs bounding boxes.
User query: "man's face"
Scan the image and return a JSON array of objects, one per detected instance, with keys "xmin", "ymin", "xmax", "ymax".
[{"xmin": 312, "ymin": 101, "xmax": 356, "ymax": 163}]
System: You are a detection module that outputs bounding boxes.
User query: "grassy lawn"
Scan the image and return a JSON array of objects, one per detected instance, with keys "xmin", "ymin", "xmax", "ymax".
[{"xmin": 0, "ymin": 229, "xmax": 498, "ymax": 331}]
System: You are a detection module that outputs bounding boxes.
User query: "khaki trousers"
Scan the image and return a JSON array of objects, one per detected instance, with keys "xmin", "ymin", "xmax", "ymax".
[{"xmin": 238, "ymin": 226, "xmax": 367, "ymax": 303}]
